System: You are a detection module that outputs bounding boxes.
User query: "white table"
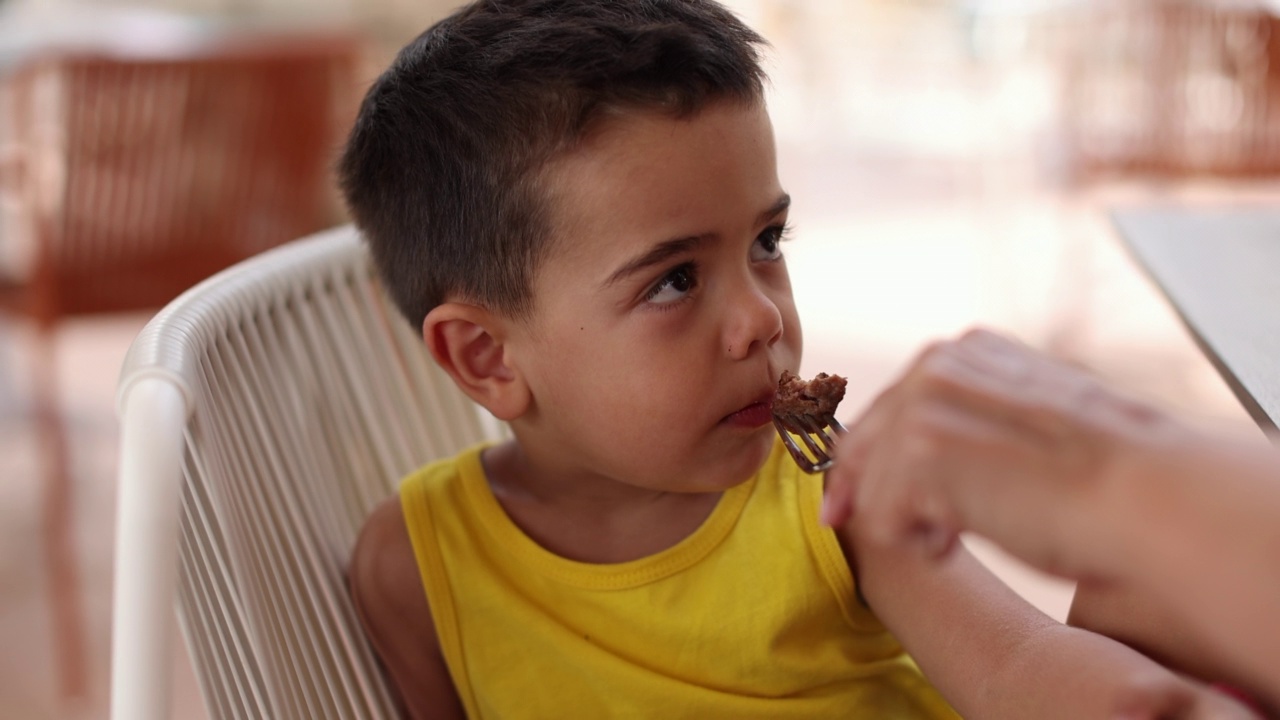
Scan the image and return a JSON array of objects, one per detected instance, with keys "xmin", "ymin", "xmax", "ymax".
[{"xmin": 1112, "ymin": 206, "xmax": 1280, "ymax": 434}]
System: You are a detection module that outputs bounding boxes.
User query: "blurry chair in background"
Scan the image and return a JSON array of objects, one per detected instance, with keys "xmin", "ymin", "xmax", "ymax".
[
  {"xmin": 1040, "ymin": 0, "xmax": 1280, "ymax": 356},
  {"xmin": 0, "ymin": 32, "xmax": 365, "ymax": 699},
  {"xmin": 1059, "ymin": 0, "xmax": 1280, "ymax": 181},
  {"xmin": 113, "ymin": 226, "xmax": 504, "ymax": 719}
]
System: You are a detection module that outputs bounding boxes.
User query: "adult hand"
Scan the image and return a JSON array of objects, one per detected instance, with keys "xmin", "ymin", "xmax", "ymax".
[
  {"xmin": 824, "ymin": 328, "xmax": 1280, "ymax": 711},
  {"xmin": 1110, "ymin": 673, "xmax": 1263, "ymax": 720},
  {"xmin": 822, "ymin": 328, "xmax": 1176, "ymax": 581}
]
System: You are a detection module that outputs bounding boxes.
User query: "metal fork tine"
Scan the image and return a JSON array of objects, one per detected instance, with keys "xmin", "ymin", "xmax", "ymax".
[
  {"xmin": 793, "ymin": 421, "xmax": 828, "ymax": 459},
  {"xmin": 773, "ymin": 417, "xmax": 820, "ymax": 473},
  {"xmin": 819, "ymin": 416, "xmax": 846, "ymax": 447},
  {"xmin": 772, "ymin": 411, "xmax": 844, "ymax": 474},
  {"xmin": 799, "ymin": 415, "xmax": 837, "ymax": 452}
]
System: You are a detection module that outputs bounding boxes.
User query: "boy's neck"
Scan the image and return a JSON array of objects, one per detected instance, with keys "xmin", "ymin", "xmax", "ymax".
[{"xmin": 480, "ymin": 440, "xmax": 725, "ymax": 564}]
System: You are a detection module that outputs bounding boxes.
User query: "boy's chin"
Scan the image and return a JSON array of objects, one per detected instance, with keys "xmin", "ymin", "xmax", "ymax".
[{"xmin": 711, "ymin": 427, "xmax": 777, "ymax": 483}]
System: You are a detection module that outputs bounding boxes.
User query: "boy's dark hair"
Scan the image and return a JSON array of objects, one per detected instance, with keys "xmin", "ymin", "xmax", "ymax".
[{"xmin": 338, "ymin": 0, "xmax": 768, "ymax": 327}]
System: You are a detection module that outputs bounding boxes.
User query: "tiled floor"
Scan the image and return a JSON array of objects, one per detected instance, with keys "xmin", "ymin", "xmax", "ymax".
[
  {"xmin": 0, "ymin": 2, "xmax": 1269, "ymax": 718},
  {"xmin": 0, "ymin": 315, "xmax": 206, "ymax": 720}
]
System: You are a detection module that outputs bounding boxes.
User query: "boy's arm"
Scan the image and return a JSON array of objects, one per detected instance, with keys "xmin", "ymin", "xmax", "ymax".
[
  {"xmin": 349, "ymin": 498, "xmax": 466, "ymax": 720},
  {"xmin": 838, "ymin": 527, "xmax": 1254, "ymax": 720}
]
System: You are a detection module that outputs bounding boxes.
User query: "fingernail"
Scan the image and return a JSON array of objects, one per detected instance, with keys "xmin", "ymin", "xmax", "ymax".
[{"xmin": 820, "ymin": 496, "xmax": 837, "ymax": 526}]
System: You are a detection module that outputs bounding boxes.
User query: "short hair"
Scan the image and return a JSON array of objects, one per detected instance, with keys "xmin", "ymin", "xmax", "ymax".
[{"xmin": 338, "ymin": 0, "xmax": 768, "ymax": 328}]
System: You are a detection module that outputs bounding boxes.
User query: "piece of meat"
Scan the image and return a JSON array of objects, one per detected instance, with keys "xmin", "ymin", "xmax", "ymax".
[{"xmin": 773, "ymin": 370, "xmax": 847, "ymax": 417}]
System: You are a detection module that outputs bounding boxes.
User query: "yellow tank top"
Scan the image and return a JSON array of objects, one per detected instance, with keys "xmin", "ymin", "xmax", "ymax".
[{"xmin": 400, "ymin": 440, "xmax": 959, "ymax": 719}]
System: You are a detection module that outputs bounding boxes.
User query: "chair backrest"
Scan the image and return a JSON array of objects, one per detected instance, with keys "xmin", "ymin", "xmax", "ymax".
[
  {"xmin": 113, "ymin": 225, "xmax": 506, "ymax": 720},
  {"xmin": 1, "ymin": 33, "xmax": 363, "ymax": 319}
]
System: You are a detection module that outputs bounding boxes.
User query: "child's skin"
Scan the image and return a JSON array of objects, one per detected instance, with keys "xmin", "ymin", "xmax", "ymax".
[{"xmin": 351, "ymin": 99, "xmax": 1255, "ymax": 719}]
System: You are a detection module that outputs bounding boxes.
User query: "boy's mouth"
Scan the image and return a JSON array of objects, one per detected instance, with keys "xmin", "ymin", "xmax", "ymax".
[{"xmin": 722, "ymin": 393, "xmax": 775, "ymax": 429}]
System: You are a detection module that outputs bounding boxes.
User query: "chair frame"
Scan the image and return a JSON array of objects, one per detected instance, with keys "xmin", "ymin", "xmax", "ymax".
[{"xmin": 112, "ymin": 226, "xmax": 504, "ymax": 719}]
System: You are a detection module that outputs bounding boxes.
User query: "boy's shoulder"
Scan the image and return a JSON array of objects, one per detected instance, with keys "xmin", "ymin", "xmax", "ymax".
[
  {"xmin": 350, "ymin": 497, "xmax": 424, "ymax": 623},
  {"xmin": 349, "ymin": 496, "xmax": 466, "ymax": 716}
]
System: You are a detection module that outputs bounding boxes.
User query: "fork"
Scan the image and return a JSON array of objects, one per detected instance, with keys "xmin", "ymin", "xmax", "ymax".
[{"xmin": 772, "ymin": 411, "xmax": 847, "ymax": 473}]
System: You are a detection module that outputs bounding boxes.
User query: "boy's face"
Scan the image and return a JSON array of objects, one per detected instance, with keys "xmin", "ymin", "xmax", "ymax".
[{"xmin": 508, "ymin": 100, "xmax": 802, "ymax": 492}]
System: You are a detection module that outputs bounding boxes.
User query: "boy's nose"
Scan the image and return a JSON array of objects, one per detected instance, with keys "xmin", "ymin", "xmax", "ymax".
[{"xmin": 724, "ymin": 282, "xmax": 784, "ymax": 361}]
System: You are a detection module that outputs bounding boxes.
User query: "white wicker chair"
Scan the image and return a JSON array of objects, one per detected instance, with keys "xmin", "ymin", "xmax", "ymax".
[{"xmin": 111, "ymin": 225, "xmax": 506, "ymax": 719}]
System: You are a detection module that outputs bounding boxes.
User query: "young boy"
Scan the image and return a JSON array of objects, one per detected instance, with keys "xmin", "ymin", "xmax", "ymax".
[{"xmin": 339, "ymin": 1, "xmax": 1252, "ymax": 718}]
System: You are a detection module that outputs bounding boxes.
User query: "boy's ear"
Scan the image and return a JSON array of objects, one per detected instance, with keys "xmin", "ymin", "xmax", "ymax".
[{"xmin": 423, "ymin": 302, "xmax": 530, "ymax": 421}]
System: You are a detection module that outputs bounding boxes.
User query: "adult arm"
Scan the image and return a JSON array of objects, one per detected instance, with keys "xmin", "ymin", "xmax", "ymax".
[
  {"xmin": 839, "ymin": 525, "xmax": 1255, "ymax": 719},
  {"xmin": 1067, "ymin": 427, "xmax": 1280, "ymax": 709},
  {"xmin": 823, "ymin": 328, "xmax": 1280, "ymax": 705}
]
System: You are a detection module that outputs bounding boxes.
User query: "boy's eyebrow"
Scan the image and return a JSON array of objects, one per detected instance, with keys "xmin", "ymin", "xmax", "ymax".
[
  {"xmin": 759, "ymin": 194, "xmax": 791, "ymax": 224},
  {"xmin": 603, "ymin": 235, "xmax": 707, "ymax": 289},
  {"xmin": 602, "ymin": 194, "xmax": 791, "ymax": 289}
]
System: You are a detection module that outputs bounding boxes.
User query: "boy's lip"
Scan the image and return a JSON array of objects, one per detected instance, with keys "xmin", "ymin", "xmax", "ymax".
[{"xmin": 721, "ymin": 390, "xmax": 776, "ymax": 428}]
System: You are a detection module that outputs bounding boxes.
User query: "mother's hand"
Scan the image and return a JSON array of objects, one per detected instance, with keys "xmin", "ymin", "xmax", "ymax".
[{"xmin": 823, "ymin": 328, "xmax": 1175, "ymax": 580}]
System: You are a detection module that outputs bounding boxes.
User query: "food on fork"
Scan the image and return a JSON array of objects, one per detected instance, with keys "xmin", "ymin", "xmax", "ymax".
[
  {"xmin": 772, "ymin": 370, "xmax": 848, "ymax": 473},
  {"xmin": 774, "ymin": 370, "xmax": 847, "ymax": 418}
]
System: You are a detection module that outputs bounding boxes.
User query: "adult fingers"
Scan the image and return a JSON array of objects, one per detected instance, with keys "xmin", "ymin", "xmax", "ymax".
[
  {"xmin": 1110, "ymin": 674, "xmax": 1264, "ymax": 720},
  {"xmin": 820, "ymin": 469, "xmax": 856, "ymax": 527}
]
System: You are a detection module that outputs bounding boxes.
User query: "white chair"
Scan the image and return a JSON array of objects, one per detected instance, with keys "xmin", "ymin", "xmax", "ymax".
[
  {"xmin": 0, "ymin": 35, "xmax": 364, "ymax": 698},
  {"xmin": 112, "ymin": 225, "xmax": 506, "ymax": 719}
]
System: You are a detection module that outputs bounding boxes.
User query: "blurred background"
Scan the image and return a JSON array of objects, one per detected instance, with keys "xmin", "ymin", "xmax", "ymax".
[{"xmin": 0, "ymin": 0, "xmax": 1274, "ymax": 717}]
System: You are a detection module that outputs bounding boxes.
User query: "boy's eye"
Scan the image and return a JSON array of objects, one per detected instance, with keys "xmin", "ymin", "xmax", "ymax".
[
  {"xmin": 644, "ymin": 263, "xmax": 698, "ymax": 305},
  {"xmin": 751, "ymin": 223, "xmax": 790, "ymax": 262}
]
